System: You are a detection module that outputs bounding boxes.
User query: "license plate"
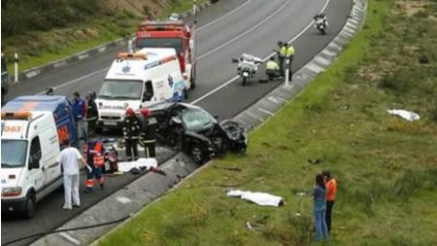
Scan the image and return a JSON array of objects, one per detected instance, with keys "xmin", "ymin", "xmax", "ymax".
[{"xmin": 104, "ymin": 121, "xmax": 117, "ymax": 126}]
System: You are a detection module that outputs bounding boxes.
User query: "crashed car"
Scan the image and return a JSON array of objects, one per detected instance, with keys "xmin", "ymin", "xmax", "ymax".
[{"xmin": 140, "ymin": 102, "xmax": 248, "ymax": 164}]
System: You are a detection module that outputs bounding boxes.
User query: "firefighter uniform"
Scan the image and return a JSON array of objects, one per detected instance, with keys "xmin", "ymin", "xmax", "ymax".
[
  {"xmin": 86, "ymin": 92, "xmax": 98, "ymax": 136},
  {"xmin": 84, "ymin": 139, "xmax": 105, "ymax": 193},
  {"xmin": 123, "ymin": 108, "xmax": 141, "ymax": 161},
  {"xmin": 140, "ymin": 108, "xmax": 157, "ymax": 158}
]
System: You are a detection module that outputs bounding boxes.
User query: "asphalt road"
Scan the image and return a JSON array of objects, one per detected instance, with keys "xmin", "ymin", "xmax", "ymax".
[{"xmin": 1, "ymin": 0, "xmax": 353, "ymax": 245}]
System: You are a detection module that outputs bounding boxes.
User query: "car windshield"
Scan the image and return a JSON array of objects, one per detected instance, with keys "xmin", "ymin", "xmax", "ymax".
[
  {"xmin": 98, "ymin": 80, "xmax": 143, "ymax": 100},
  {"xmin": 1, "ymin": 139, "xmax": 28, "ymax": 168},
  {"xmin": 181, "ymin": 107, "xmax": 217, "ymax": 132},
  {"xmin": 137, "ymin": 38, "xmax": 183, "ymax": 54}
]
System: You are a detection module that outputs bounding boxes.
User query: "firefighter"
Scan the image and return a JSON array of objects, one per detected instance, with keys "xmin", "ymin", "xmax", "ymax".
[
  {"xmin": 140, "ymin": 108, "xmax": 157, "ymax": 158},
  {"xmin": 85, "ymin": 91, "xmax": 98, "ymax": 136},
  {"xmin": 83, "ymin": 132, "xmax": 105, "ymax": 193},
  {"xmin": 123, "ymin": 108, "xmax": 141, "ymax": 161}
]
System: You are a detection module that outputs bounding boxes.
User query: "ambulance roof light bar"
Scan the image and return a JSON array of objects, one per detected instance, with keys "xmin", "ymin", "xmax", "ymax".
[
  {"xmin": 116, "ymin": 52, "xmax": 148, "ymax": 60},
  {"xmin": 1, "ymin": 111, "xmax": 33, "ymax": 120}
]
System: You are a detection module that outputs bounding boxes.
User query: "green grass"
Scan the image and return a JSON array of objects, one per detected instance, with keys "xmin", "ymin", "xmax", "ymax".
[
  {"xmin": 2, "ymin": 0, "xmax": 207, "ymax": 74},
  {"xmin": 96, "ymin": 0, "xmax": 437, "ymax": 245}
]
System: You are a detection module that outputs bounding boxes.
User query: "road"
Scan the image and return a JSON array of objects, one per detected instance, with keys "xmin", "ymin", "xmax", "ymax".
[{"xmin": 1, "ymin": 0, "xmax": 353, "ymax": 245}]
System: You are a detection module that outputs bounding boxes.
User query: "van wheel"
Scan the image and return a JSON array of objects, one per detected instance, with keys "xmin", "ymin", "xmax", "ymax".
[{"xmin": 23, "ymin": 193, "xmax": 37, "ymax": 219}]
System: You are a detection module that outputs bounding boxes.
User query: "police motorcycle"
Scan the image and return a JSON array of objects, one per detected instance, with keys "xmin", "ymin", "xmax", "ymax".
[
  {"xmin": 314, "ymin": 13, "xmax": 328, "ymax": 35},
  {"xmin": 232, "ymin": 53, "xmax": 263, "ymax": 86}
]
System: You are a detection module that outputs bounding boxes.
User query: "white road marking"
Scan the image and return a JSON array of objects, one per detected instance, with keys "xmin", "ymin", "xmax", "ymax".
[
  {"xmin": 191, "ymin": 0, "xmax": 331, "ymax": 105},
  {"xmin": 59, "ymin": 232, "xmax": 81, "ymax": 245},
  {"xmin": 196, "ymin": 0, "xmax": 253, "ymax": 31},
  {"xmin": 116, "ymin": 196, "xmax": 132, "ymax": 204},
  {"xmin": 196, "ymin": 0, "xmax": 292, "ymax": 60}
]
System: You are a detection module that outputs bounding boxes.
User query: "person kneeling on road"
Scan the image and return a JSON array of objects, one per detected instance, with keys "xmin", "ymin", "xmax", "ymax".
[
  {"xmin": 265, "ymin": 56, "xmax": 281, "ymax": 81},
  {"xmin": 123, "ymin": 108, "xmax": 141, "ymax": 161},
  {"xmin": 83, "ymin": 133, "xmax": 105, "ymax": 193},
  {"xmin": 140, "ymin": 108, "xmax": 157, "ymax": 158}
]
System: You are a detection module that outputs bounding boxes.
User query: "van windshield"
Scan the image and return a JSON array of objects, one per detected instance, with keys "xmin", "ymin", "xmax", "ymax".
[
  {"xmin": 137, "ymin": 38, "xmax": 183, "ymax": 54},
  {"xmin": 98, "ymin": 80, "xmax": 143, "ymax": 100},
  {"xmin": 1, "ymin": 140, "xmax": 28, "ymax": 168}
]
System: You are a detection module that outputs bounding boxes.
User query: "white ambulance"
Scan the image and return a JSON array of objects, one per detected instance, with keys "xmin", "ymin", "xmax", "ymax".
[{"xmin": 95, "ymin": 48, "xmax": 191, "ymax": 131}]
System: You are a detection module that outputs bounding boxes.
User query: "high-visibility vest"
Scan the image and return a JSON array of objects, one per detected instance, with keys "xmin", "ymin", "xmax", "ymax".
[
  {"xmin": 266, "ymin": 61, "xmax": 279, "ymax": 70},
  {"xmin": 92, "ymin": 141, "xmax": 105, "ymax": 167},
  {"xmin": 286, "ymin": 46, "xmax": 295, "ymax": 57},
  {"xmin": 279, "ymin": 46, "xmax": 286, "ymax": 57}
]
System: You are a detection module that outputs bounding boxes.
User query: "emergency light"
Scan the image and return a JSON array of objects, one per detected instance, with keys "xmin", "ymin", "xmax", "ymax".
[
  {"xmin": 1, "ymin": 111, "xmax": 33, "ymax": 120},
  {"xmin": 116, "ymin": 52, "xmax": 148, "ymax": 60}
]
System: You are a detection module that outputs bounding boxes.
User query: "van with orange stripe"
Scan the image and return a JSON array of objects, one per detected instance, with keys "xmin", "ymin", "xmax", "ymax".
[
  {"xmin": 1, "ymin": 95, "xmax": 78, "ymax": 218},
  {"xmin": 95, "ymin": 47, "xmax": 191, "ymax": 131}
]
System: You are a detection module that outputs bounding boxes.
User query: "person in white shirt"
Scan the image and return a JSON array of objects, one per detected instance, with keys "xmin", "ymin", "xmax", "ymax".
[{"xmin": 50, "ymin": 139, "xmax": 87, "ymax": 210}]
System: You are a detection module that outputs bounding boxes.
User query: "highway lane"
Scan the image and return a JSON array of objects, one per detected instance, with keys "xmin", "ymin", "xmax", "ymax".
[{"xmin": 2, "ymin": 0, "xmax": 353, "ymax": 245}]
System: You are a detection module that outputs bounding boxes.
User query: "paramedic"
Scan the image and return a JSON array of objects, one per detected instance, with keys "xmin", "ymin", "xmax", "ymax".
[{"xmin": 83, "ymin": 133, "xmax": 105, "ymax": 193}]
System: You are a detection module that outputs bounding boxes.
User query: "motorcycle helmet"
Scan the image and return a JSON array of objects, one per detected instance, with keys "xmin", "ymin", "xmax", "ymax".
[
  {"xmin": 125, "ymin": 108, "xmax": 135, "ymax": 116},
  {"xmin": 277, "ymin": 40, "xmax": 283, "ymax": 46}
]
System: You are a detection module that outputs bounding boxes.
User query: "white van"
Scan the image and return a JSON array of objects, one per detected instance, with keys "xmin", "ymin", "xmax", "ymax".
[
  {"xmin": 96, "ymin": 48, "xmax": 191, "ymax": 131},
  {"xmin": 1, "ymin": 111, "xmax": 63, "ymax": 218}
]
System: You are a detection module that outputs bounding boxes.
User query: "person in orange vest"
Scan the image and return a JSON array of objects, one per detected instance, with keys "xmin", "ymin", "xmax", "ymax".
[
  {"xmin": 322, "ymin": 171, "xmax": 337, "ymax": 233},
  {"xmin": 83, "ymin": 133, "xmax": 105, "ymax": 193}
]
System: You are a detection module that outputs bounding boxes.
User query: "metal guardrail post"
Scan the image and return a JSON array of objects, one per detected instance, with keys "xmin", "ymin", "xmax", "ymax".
[{"xmin": 14, "ymin": 53, "xmax": 19, "ymax": 83}]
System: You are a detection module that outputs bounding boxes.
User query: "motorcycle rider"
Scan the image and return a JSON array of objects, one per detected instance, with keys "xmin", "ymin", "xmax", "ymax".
[
  {"xmin": 83, "ymin": 132, "xmax": 105, "ymax": 193},
  {"xmin": 140, "ymin": 108, "xmax": 158, "ymax": 158},
  {"xmin": 265, "ymin": 56, "xmax": 281, "ymax": 80},
  {"xmin": 314, "ymin": 13, "xmax": 328, "ymax": 32},
  {"xmin": 85, "ymin": 91, "xmax": 98, "ymax": 137},
  {"xmin": 122, "ymin": 108, "xmax": 141, "ymax": 161},
  {"xmin": 284, "ymin": 43, "xmax": 295, "ymax": 80},
  {"xmin": 277, "ymin": 41, "xmax": 286, "ymax": 77}
]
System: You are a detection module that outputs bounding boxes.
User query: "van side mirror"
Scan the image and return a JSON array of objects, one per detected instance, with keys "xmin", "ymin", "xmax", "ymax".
[{"xmin": 232, "ymin": 58, "xmax": 239, "ymax": 63}]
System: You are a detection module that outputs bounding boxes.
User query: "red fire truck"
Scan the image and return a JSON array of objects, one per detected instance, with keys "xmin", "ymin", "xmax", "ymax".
[{"xmin": 135, "ymin": 20, "xmax": 196, "ymax": 88}]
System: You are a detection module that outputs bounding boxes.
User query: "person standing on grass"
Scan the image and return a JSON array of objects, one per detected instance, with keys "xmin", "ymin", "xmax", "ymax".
[
  {"xmin": 312, "ymin": 173, "xmax": 329, "ymax": 241},
  {"xmin": 322, "ymin": 171, "xmax": 337, "ymax": 233}
]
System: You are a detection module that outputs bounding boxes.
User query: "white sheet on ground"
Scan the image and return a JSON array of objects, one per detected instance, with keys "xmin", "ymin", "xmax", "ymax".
[
  {"xmin": 226, "ymin": 189, "xmax": 284, "ymax": 207},
  {"xmin": 387, "ymin": 109, "xmax": 420, "ymax": 121},
  {"xmin": 117, "ymin": 158, "xmax": 158, "ymax": 173}
]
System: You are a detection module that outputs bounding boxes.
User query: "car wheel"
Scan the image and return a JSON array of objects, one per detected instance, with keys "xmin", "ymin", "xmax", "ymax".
[
  {"xmin": 184, "ymin": 88, "xmax": 188, "ymax": 100},
  {"xmin": 190, "ymin": 144, "xmax": 206, "ymax": 164},
  {"xmin": 24, "ymin": 193, "xmax": 37, "ymax": 219},
  {"xmin": 190, "ymin": 68, "xmax": 196, "ymax": 89}
]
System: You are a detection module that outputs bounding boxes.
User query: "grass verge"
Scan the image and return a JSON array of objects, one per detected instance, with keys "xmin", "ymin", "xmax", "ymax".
[
  {"xmin": 2, "ymin": 0, "xmax": 207, "ymax": 73},
  {"xmin": 97, "ymin": 0, "xmax": 437, "ymax": 245}
]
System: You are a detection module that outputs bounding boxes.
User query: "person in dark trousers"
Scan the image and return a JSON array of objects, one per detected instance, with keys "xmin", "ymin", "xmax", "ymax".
[
  {"xmin": 276, "ymin": 40, "xmax": 286, "ymax": 77},
  {"xmin": 72, "ymin": 92, "xmax": 87, "ymax": 142},
  {"xmin": 85, "ymin": 91, "xmax": 98, "ymax": 137},
  {"xmin": 122, "ymin": 108, "xmax": 141, "ymax": 161},
  {"xmin": 322, "ymin": 171, "xmax": 337, "ymax": 233},
  {"xmin": 83, "ymin": 133, "xmax": 105, "ymax": 193},
  {"xmin": 140, "ymin": 108, "xmax": 157, "ymax": 158}
]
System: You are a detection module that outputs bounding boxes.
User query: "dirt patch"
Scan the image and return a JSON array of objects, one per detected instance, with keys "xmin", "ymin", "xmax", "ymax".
[{"xmin": 395, "ymin": 0, "xmax": 434, "ymax": 16}]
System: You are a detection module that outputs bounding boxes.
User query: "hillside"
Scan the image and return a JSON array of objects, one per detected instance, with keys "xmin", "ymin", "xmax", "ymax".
[{"xmin": 1, "ymin": 0, "xmax": 205, "ymax": 71}]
